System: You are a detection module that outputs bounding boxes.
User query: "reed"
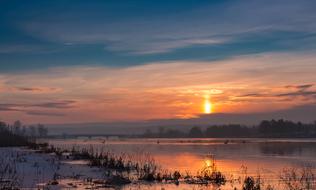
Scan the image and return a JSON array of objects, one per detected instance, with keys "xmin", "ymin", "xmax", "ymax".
[
  {"xmin": 31, "ymin": 144, "xmax": 316, "ymax": 189},
  {"xmin": 279, "ymin": 167, "xmax": 315, "ymax": 190}
]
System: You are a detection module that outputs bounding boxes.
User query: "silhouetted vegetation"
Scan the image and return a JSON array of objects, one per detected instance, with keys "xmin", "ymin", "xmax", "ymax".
[
  {"xmin": 0, "ymin": 120, "xmax": 48, "ymax": 147},
  {"xmin": 33, "ymin": 145, "xmax": 229, "ymax": 187},
  {"xmin": 258, "ymin": 120, "xmax": 316, "ymax": 138},
  {"xmin": 279, "ymin": 167, "xmax": 315, "ymax": 190},
  {"xmin": 0, "ymin": 153, "xmax": 20, "ymax": 189},
  {"xmin": 143, "ymin": 119, "xmax": 316, "ymax": 138},
  {"xmin": 1, "ymin": 137, "xmax": 315, "ymax": 189},
  {"xmin": 242, "ymin": 176, "xmax": 261, "ymax": 190},
  {"xmin": 36, "ymin": 144, "xmax": 316, "ymax": 189}
]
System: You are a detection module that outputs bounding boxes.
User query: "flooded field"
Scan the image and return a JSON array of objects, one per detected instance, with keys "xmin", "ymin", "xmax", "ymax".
[{"xmin": 48, "ymin": 138, "xmax": 316, "ymax": 189}]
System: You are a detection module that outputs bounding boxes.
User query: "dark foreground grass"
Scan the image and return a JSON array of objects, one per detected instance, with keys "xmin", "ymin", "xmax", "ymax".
[
  {"xmin": 31, "ymin": 144, "xmax": 316, "ymax": 190},
  {"xmin": 1, "ymin": 141, "xmax": 315, "ymax": 189}
]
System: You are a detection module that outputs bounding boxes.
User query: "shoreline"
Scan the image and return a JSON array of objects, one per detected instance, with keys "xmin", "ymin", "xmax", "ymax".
[{"xmin": 1, "ymin": 141, "xmax": 315, "ymax": 190}]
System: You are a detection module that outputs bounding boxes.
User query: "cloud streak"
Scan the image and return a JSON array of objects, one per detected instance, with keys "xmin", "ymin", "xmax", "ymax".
[
  {"xmin": 14, "ymin": 86, "xmax": 61, "ymax": 93},
  {"xmin": 32, "ymin": 101, "xmax": 76, "ymax": 109},
  {"xmin": 25, "ymin": 111, "xmax": 65, "ymax": 117},
  {"xmin": 0, "ymin": 52, "xmax": 316, "ymax": 123},
  {"xmin": 0, "ymin": 101, "xmax": 76, "ymax": 111},
  {"xmin": 18, "ymin": 0, "xmax": 316, "ymax": 54},
  {"xmin": 0, "ymin": 104, "xmax": 21, "ymax": 112},
  {"xmin": 277, "ymin": 91, "xmax": 316, "ymax": 97}
]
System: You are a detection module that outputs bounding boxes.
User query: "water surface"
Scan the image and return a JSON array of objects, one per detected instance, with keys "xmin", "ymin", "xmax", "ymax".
[{"xmin": 49, "ymin": 138, "xmax": 316, "ymax": 189}]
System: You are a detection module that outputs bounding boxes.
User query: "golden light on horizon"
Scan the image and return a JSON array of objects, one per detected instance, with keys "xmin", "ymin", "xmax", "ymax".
[
  {"xmin": 204, "ymin": 98, "xmax": 213, "ymax": 114},
  {"xmin": 205, "ymin": 159, "xmax": 212, "ymax": 167}
]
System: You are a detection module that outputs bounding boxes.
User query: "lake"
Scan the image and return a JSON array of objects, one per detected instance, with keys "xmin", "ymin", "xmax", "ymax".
[{"xmin": 48, "ymin": 138, "xmax": 316, "ymax": 189}]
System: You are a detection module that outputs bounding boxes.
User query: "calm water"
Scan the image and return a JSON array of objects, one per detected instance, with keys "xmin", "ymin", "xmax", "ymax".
[{"xmin": 48, "ymin": 138, "xmax": 316, "ymax": 189}]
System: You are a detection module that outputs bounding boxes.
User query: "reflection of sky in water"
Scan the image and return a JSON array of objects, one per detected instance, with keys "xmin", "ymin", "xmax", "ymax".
[{"xmin": 49, "ymin": 138, "xmax": 316, "ymax": 187}]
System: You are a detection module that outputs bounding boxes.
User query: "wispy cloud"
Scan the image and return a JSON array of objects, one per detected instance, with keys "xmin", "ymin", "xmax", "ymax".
[
  {"xmin": 236, "ymin": 84, "xmax": 316, "ymax": 103},
  {"xmin": 1, "ymin": 52, "xmax": 316, "ymax": 123},
  {"xmin": 0, "ymin": 44, "xmax": 37, "ymax": 54},
  {"xmin": 14, "ymin": 86, "xmax": 61, "ymax": 93},
  {"xmin": 285, "ymin": 84, "xmax": 313, "ymax": 91},
  {"xmin": 25, "ymin": 111, "xmax": 65, "ymax": 117},
  {"xmin": 0, "ymin": 104, "xmax": 21, "ymax": 112},
  {"xmin": 32, "ymin": 100, "xmax": 75, "ymax": 109},
  {"xmin": 0, "ymin": 100, "xmax": 76, "ymax": 111},
  {"xmin": 277, "ymin": 91, "xmax": 316, "ymax": 97},
  {"xmin": 18, "ymin": 0, "xmax": 316, "ymax": 54}
]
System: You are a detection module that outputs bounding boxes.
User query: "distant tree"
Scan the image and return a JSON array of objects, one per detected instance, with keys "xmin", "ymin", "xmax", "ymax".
[
  {"xmin": 257, "ymin": 119, "xmax": 316, "ymax": 137},
  {"xmin": 189, "ymin": 126, "xmax": 203, "ymax": 138},
  {"xmin": 28, "ymin": 125, "xmax": 37, "ymax": 137},
  {"xmin": 0, "ymin": 121, "xmax": 6, "ymax": 131},
  {"xmin": 62, "ymin": 133, "xmax": 69, "ymax": 139},
  {"xmin": 21, "ymin": 126, "xmax": 27, "ymax": 136},
  {"xmin": 0, "ymin": 120, "xmax": 30, "ymax": 147},
  {"xmin": 13, "ymin": 120, "xmax": 22, "ymax": 135},
  {"xmin": 141, "ymin": 119, "xmax": 316, "ymax": 138},
  {"xmin": 165, "ymin": 129, "xmax": 184, "ymax": 138},
  {"xmin": 158, "ymin": 127, "xmax": 165, "ymax": 137},
  {"xmin": 258, "ymin": 120, "xmax": 271, "ymax": 136},
  {"xmin": 144, "ymin": 129, "xmax": 153, "ymax": 137},
  {"xmin": 37, "ymin": 124, "xmax": 48, "ymax": 137}
]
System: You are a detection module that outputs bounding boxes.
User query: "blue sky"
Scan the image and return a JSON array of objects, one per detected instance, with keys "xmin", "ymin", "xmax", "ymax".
[
  {"xmin": 1, "ymin": 0, "xmax": 316, "ymax": 71},
  {"xmin": 1, "ymin": 0, "xmax": 316, "ymax": 124}
]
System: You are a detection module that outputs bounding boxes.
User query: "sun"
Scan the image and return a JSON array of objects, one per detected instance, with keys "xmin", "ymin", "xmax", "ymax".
[{"xmin": 204, "ymin": 99, "xmax": 213, "ymax": 114}]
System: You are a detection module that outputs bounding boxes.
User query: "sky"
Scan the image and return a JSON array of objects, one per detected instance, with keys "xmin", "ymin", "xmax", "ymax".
[{"xmin": 1, "ymin": 0, "xmax": 316, "ymax": 124}]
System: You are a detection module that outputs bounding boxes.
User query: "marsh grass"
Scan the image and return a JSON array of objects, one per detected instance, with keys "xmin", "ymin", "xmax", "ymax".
[
  {"xmin": 37, "ymin": 145, "xmax": 229, "ymax": 187},
  {"xmin": 242, "ymin": 176, "xmax": 261, "ymax": 190},
  {"xmin": 279, "ymin": 167, "xmax": 315, "ymax": 190},
  {"xmin": 0, "ymin": 152, "xmax": 20, "ymax": 190},
  {"xmin": 32, "ymin": 144, "xmax": 316, "ymax": 189}
]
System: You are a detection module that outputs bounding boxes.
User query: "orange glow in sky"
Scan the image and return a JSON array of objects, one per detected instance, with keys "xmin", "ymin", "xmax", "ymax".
[
  {"xmin": 1, "ymin": 53, "xmax": 316, "ymax": 124},
  {"xmin": 204, "ymin": 96, "xmax": 213, "ymax": 114}
]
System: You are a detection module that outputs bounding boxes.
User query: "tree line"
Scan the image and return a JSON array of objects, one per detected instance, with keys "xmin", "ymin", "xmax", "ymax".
[
  {"xmin": 0, "ymin": 120, "xmax": 48, "ymax": 138},
  {"xmin": 0, "ymin": 120, "xmax": 48, "ymax": 147},
  {"xmin": 143, "ymin": 119, "xmax": 316, "ymax": 138}
]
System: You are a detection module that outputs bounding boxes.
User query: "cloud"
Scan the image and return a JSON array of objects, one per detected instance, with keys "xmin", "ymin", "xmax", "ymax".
[
  {"xmin": 0, "ymin": 101, "xmax": 76, "ymax": 112},
  {"xmin": 1, "ymin": 51, "xmax": 316, "ymax": 123},
  {"xmin": 277, "ymin": 84, "xmax": 316, "ymax": 98},
  {"xmin": 0, "ymin": 101, "xmax": 73, "ymax": 121},
  {"xmin": 0, "ymin": 44, "xmax": 40, "ymax": 54},
  {"xmin": 105, "ymin": 37, "xmax": 227, "ymax": 55},
  {"xmin": 32, "ymin": 100, "xmax": 76, "ymax": 109},
  {"xmin": 277, "ymin": 91, "xmax": 316, "ymax": 97},
  {"xmin": 0, "ymin": 104, "xmax": 21, "ymax": 112},
  {"xmin": 236, "ymin": 83, "xmax": 316, "ymax": 104},
  {"xmin": 285, "ymin": 84, "xmax": 313, "ymax": 91},
  {"xmin": 14, "ymin": 87, "xmax": 61, "ymax": 93},
  {"xmin": 18, "ymin": 0, "xmax": 316, "ymax": 54},
  {"xmin": 237, "ymin": 93, "xmax": 271, "ymax": 98},
  {"xmin": 25, "ymin": 111, "xmax": 65, "ymax": 117},
  {"xmin": 0, "ymin": 44, "xmax": 64, "ymax": 54}
]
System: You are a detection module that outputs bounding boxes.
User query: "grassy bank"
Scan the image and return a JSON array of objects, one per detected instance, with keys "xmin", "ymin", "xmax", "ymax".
[{"xmin": 31, "ymin": 144, "xmax": 315, "ymax": 190}]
